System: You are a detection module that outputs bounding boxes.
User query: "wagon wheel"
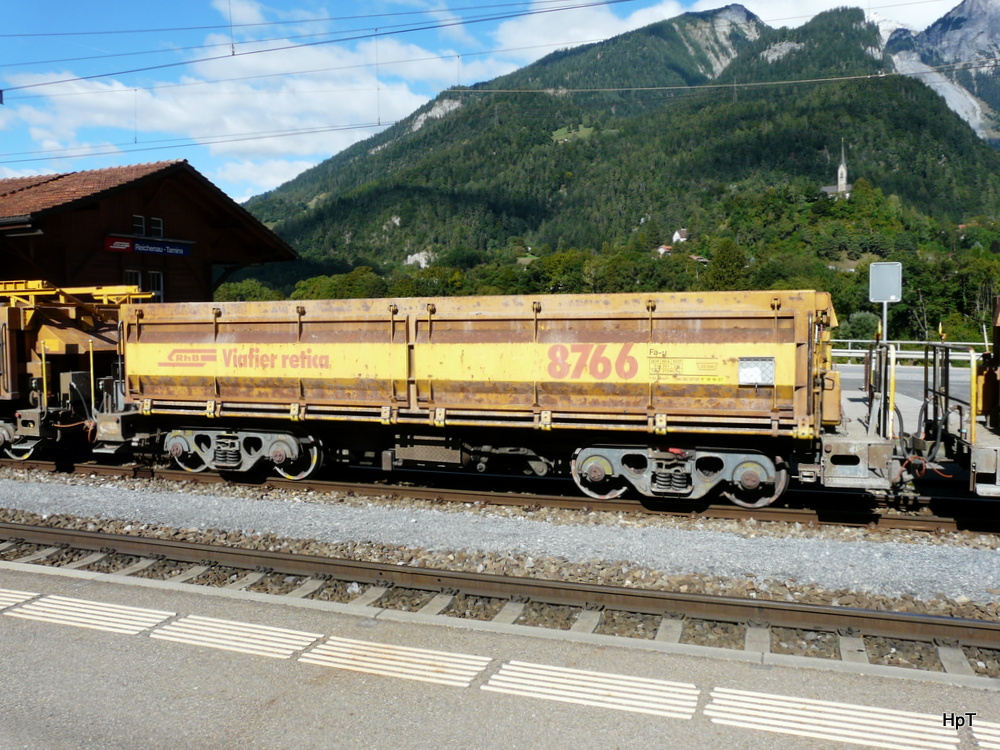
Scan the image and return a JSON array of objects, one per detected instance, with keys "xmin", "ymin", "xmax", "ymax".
[
  {"xmin": 571, "ymin": 453, "xmax": 629, "ymax": 500},
  {"xmin": 721, "ymin": 461, "xmax": 789, "ymax": 509},
  {"xmin": 273, "ymin": 442, "xmax": 323, "ymax": 481},
  {"xmin": 172, "ymin": 450, "xmax": 208, "ymax": 473},
  {"xmin": 4, "ymin": 444, "xmax": 36, "ymax": 461},
  {"xmin": 571, "ymin": 473, "xmax": 629, "ymax": 500}
]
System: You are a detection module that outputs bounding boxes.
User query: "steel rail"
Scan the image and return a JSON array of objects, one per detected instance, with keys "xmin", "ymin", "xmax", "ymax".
[
  {"xmin": 1, "ymin": 458, "xmax": 992, "ymax": 533},
  {"xmin": 3, "ymin": 521, "xmax": 998, "ymax": 649}
]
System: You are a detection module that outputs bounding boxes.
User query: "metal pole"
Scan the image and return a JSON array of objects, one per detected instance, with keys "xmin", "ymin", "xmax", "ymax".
[{"xmin": 882, "ymin": 301, "xmax": 888, "ymax": 344}]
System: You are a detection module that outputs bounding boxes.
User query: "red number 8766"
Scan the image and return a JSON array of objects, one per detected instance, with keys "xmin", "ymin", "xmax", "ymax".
[{"xmin": 546, "ymin": 343, "xmax": 638, "ymax": 380}]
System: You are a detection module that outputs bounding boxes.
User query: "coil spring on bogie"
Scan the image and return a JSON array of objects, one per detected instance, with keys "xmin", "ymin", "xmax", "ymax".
[
  {"xmin": 214, "ymin": 446, "xmax": 243, "ymax": 466},
  {"xmin": 652, "ymin": 470, "xmax": 689, "ymax": 493}
]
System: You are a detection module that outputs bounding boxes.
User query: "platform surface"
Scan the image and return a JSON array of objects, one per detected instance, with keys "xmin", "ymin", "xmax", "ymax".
[{"xmin": 1, "ymin": 563, "xmax": 996, "ymax": 750}]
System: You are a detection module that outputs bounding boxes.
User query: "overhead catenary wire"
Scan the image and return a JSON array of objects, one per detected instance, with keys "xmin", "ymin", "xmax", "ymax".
[
  {"xmin": 0, "ymin": 0, "xmax": 641, "ymax": 97},
  {"xmin": 0, "ymin": 122, "xmax": 387, "ymax": 165},
  {"xmin": 0, "ymin": 0, "xmax": 599, "ymax": 39},
  {"xmin": 0, "ymin": 0, "xmax": 952, "ymax": 42},
  {"xmin": 5, "ymin": 26, "xmax": 993, "ymax": 107},
  {"xmin": 0, "ymin": 80, "xmax": 726, "ymax": 164},
  {"xmin": 0, "ymin": 0, "xmax": 958, "ymax": 94},
  {"xmin": 5, "ymin": 39, "xmax": 609, "ymax": 102},
  {"xmin": 0, "ymin": 0, "xmax": 978, "ymax": 166},
  {"xmin": 0, "ymin": 56, "xmax": 993, "ymax": 166}
]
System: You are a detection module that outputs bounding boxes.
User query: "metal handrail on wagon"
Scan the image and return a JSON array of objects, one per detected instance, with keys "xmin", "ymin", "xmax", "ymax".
[
  {"xmin": 921, "ymin": 344, "xmax": 981, "ymax": 459},
  {"xmin": 863, "ymin": 343, "xmax": 898, "ymax": 440}
]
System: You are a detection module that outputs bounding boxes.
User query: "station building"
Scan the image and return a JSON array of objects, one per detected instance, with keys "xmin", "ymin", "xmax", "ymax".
[{"xmin": 0, "ymin": 160, "xmax": 296, "ymax": 302}]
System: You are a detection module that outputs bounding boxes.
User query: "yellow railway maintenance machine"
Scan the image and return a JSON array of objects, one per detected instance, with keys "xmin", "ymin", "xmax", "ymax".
[{"xmin": 0, "ymin": 280, "xmax": 150, "ymax": 459}]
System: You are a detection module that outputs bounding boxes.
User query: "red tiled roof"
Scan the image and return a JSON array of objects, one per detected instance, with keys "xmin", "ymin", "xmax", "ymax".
[{"xmin": 0, "ymin": 160, "xmax": 185, "ymax": 219}]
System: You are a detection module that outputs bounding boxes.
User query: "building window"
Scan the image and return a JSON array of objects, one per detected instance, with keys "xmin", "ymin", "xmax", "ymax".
[
  {"xmin": 124, "ymin": 270, "xmax": 165, "ymax": 302},
  {"xmin": 131, "ymin": 215, "xmax": 145, "ymax": 235},
  {"xmin": 125, "ymin": 269, "xmax": 141, "ymax": 289},
  {"xmin": 150, "ymin": 217, "xmax": 164, "ymax": 238},
  {"xmin": 148, "ymin": 271, "xmax": 164, "ymax": 303}
]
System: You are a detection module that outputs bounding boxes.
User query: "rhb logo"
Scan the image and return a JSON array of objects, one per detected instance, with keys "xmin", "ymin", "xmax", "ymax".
[{"xmin": 158, "ymin": 348, "xmax": 218, "ymax": 367}]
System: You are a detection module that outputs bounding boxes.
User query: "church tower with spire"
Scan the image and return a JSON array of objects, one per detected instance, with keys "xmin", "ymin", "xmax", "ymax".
[
  {"xmin": 822, "ymin": 139, "xmax": 852, "ymax": 199},
  {"xmin": 837, "ymin": 140, "xmax": 849, "ymax": 195}
]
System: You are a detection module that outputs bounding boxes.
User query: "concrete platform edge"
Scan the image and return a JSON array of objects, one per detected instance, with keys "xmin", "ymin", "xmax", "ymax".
[{"xmin": 2, "ymin": 559, "xmax": 997, "ymax": 692}]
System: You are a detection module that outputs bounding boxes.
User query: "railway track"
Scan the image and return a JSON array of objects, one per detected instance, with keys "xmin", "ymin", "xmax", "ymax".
[
  {"xmin": 0, "ymin": 458, "xmax": 995, "ymax": 534},
  {"xmin": 1, "ymin": 520, "xmax": 997, "ymax": 680}
]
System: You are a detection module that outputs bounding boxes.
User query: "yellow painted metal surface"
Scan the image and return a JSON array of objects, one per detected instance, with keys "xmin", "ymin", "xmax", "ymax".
[
  {"xmin": 122, "ymin": 289, "xmax": 838, "ymax": 437},
  {"xmin": 0, "ymin": 280, "xmax": 146, "ymax": 401},
  {"xmin": 37, "ymin": 324, "xmax": 117, "ymax": 355},
  {"xmin": 126, "ymin": 341, "xmax": 797, "ymax": 386}
]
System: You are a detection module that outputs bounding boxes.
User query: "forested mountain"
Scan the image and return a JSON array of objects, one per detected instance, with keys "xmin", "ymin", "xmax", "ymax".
[{"xmin": 236, "ymin": 5, "xmax": 1000, "ymax": 340}]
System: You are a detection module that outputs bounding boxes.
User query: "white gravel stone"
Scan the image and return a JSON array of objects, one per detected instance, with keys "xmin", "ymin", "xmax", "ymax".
[{"xmin": 0, "ymin": 474, "xmax": 998, "ymax": 612}]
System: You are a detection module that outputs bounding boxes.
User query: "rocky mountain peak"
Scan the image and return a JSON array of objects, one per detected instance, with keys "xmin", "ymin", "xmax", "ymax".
[
  {"xmin": 865, "ymin": 11, "xmax": 914, "ymax": 45},
  {"xmin": 669, "ymin": 4, "xmax": 762, "ymax": 78},
  {"xmin": 921, "ymin": 0, "xmax": 1000, "ymax": 61},
  {"xmin": 879, "ymin": 0, "xmax": 1000, "ymax": 142}
]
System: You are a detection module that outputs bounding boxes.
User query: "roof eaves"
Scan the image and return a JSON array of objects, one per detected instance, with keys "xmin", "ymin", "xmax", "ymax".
[
  {"xmin": 0, "ymin": 161, "xmax": 187, "ymax": 221},
  {"xmin": 170, "ymin": 163, "xmax": 298, "ymax": 261},
  {"xmin": 0, "ymin": 215, "xmax": 32, "ymax": 226}
]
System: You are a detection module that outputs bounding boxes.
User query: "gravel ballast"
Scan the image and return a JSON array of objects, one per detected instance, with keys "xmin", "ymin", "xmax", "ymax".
[{"xmin": 0, "ymin": 471, "xmax": 998, "ymax": 622}]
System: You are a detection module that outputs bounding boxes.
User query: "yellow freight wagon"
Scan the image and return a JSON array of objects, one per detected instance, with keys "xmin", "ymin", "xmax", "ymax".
[{"xmin": 118, "ymin": 290, "xmax": 839, "ymax": 506}]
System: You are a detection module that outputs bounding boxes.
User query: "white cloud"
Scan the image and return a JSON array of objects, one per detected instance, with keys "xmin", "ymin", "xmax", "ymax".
[
  {"xmin": 0, "ymin": 105, "xmax": 16, "ymax": 133},
  {"xmin": 0, "ymin": 165, "xmax": 52, "ymax": 179},
  {"xmin": 212, "ymin": 158, "xmax": 317, "ymax": 200},
  {"xmin": 492, "ymin": 1, "xmax": 686, "ymax": 64},
  {"xmin": 420, "ymin": 1, "xmax": 480, "ymax": 46},
  {"xmin": 211, "ymin": 0, "xmax": 267, "ymax": 27},
  {"xmin": 8, "ymin": 32, "xmax": 428, "ymax": 153}
]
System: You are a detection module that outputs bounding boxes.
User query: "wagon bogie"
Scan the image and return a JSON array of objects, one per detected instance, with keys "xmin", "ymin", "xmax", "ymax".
[
  {"xmin": 163, "ymin": 427, "xmax": 323, "ymax": 479},
  {"xmin": 571, "ymin": 443, "xmax": 788, "ymax": 507}
]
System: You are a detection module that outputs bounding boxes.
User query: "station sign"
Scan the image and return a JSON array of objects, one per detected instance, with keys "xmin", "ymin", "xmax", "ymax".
[{"xmin": 104, "ymin": 236, "xmax": 192, "ymax": 257}]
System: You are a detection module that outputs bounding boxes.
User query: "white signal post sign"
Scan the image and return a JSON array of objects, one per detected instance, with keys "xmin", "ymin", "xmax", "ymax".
[{"xmin": 869, "ymin": 262, "xmax": 902, "ymax": 341}]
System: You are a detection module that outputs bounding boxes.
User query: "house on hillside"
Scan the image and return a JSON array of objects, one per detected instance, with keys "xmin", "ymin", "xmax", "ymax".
[{"xmin": 0, "ymin": 160, "xmax": 296, "ymax": 302}]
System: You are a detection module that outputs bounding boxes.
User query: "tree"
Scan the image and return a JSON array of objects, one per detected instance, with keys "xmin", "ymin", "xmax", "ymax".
[
  {"xmin": 701, "ymin": 238, "xmax": 749, "ymax": 291},
  {"xmin": 837, "ymin": 311, "xmax": 880, "ymax": 340},
  {"xmin": 214, "ymin": 279, "xmax": 285, "ymax": 302},
  {"xmin": 289, "ymin": 267, "xmax": 388, "ymax": 300}
]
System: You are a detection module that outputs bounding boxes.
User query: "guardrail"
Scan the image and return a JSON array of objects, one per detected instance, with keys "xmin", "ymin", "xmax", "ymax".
[{"xmin": 830, "ymin": 340, "xmax": 989, "ymax": 361}]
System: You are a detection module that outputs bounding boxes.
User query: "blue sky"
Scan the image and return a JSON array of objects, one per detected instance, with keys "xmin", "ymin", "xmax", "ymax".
[{"xmin": 1, "ymin": 0, "xmax": 958, "ymax": 202}]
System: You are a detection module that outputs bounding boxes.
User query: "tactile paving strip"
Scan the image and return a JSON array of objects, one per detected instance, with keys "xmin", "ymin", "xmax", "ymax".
[
  {"xmin": 705, "ymin": 687, "xmax": 960, "ymax": 750},
  {"xmin": 0, "ymin": 588, "xmax": 38, "ymax": 610},
  {"xmin": 973, "ymin": 719, "xmax": 1000, "ymax": 750},
  {"xmin": 4, "ymin": 595, "xmax": 174, "ymax": 634},
  {"xmin": 481, "ymin": 661, "xmax": 700, "ymax": 718},
  {"xmin": 150, "ymin": 614, "xmax": 322, "ymax": 658},
  {"xmin": 299, "ymin": 635, "xmax": 492, "ymax": 687}
]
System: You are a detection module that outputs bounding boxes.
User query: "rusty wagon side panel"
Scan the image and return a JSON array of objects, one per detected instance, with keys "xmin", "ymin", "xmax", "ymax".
[{"xmin": 121, "ymin": 289, "xmax": 836, "ymax": 437}]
